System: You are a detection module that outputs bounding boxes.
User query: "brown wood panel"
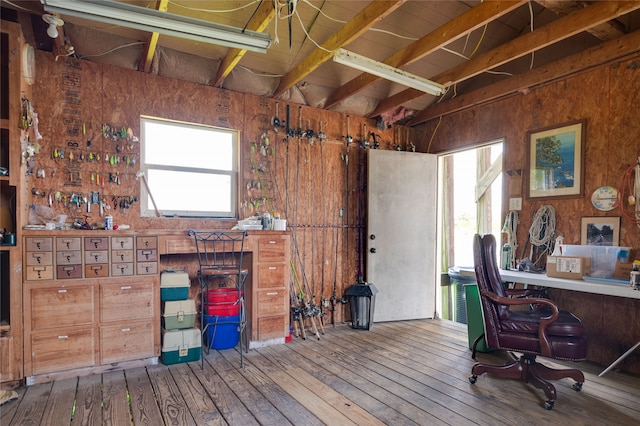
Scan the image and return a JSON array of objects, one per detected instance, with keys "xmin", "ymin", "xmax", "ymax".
[
  {"xmin": 30, "ymin": 285, "xmax": 95, "ymax": 329},
  {"xmin": 124, "ymin": 367, "xmax": 165, "ymax": 426},
  {"xmin": 102, "ymin": 371, "xmax": 133, "ymax": 425},
  {"xmin": 100, "ymin": 281, "xmax": 154, "ymax": 322}
]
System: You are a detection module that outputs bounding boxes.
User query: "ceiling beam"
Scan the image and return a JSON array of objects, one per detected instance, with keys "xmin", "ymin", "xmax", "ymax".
[
  {"xmin": 368, "ymin": 0, "xmax": 640, "ymax": 119},
  {"xmin": 408, "ymin": 28, "xmax": 640, "ymax": 126},
  {"xmin": 324, "ymin": 0, "xmax": 527, "ymax": 109},
  {"xmin": 139, "ymin": 0, "xmax": 169, "ymax": 74},
  {"xmin": 212, "ymin": 0, "xmax": 275, "ymax": 88},
  {"xmin": 535, "ymin": 0, "xmax": 626, "ymax": 41},
  {"xmin": 272, "ymin": 0, "xmax": 406, "ymax": 98}
]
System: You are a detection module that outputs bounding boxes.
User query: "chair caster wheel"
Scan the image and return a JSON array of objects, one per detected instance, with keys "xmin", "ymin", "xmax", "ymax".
[
  {"xmin": 573, "ymin": 382, "xmax": 583, "ymax": 392},
  {"xmin": 544, "ymin": 400, "xmax": 554, "ymax": 410},
  {"xmin": 469, "ymin": 375, "xmax": 477, "ymax": 384}
]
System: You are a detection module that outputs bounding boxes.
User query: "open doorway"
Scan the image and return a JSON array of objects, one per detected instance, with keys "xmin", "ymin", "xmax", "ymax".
[{"xmin": 437, "ymin": 140, "xmax": 504, "ymax": 323}]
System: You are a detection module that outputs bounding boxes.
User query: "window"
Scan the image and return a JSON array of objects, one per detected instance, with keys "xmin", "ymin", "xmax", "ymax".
[{"xmin": 140, "ymin": 116, "xmax": 239, "ymax": 218}]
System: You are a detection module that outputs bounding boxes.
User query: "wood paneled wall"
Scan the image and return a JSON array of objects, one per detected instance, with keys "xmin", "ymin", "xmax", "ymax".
[
  {"xmin": 415, "ymin": 57, "xmax": 640, "ymax": 374},
  {"xmin": 27, "ymin": 51, "xmax": 414, "ymax": 326}
]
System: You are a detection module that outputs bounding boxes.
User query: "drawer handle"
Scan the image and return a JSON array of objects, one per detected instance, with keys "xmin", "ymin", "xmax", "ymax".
[
  {"xmin": 266, "ymin": 292, "xmax": 278, "ymax": 295},
  {"xmin": 269, "ymin": 266, "xmax": 277, "ymax": 270},
  {"xmin": 58, "ymin": 289, "xmax": 67, "ymax": 293},
  {"xmin": 121, "ymin": 285, "xmax": 132, "ymax": 290},
  {"xmin": 58, "ymin": 335, "xmax": 68, "ymax": 339},
  {"xmin": 121, "ymin": 328, "xmax": 131, "ymax": 332},
  {"xmin": 269, "ymin": 240, "xmax": 276, "ymax": 244}
]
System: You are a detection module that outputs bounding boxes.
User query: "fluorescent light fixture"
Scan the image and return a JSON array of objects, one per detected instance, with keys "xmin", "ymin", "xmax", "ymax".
[
  {"xmin": 333, "ymin": 48, "xmax": 445, "ymax": 96},
  {"xmin": 41, "ymin": 0, "xmax": 271, "ymax": 53}
]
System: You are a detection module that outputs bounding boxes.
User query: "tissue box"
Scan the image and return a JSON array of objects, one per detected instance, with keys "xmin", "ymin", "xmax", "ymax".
[{"xmin": 547, "ymin": 256, "xmax": 590, "ymax": 279}]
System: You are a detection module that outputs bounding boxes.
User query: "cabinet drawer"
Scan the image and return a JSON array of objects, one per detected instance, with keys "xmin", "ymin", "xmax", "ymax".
[
  {"xmin": 257, "ymin": 264, "xmax": 286, "ymax": 289},
  {"xmin": 25, "ymin": 265, "xmax": 54, "ymax": 281},
  {"xmin": 136, "ymin": 249, "xmax": 158, "ymax": 262},
  {"xmin": 258, "ymin": 237, "xmax": 286, "ymax": 261},
  {"xmin": 257, "ymin": 290, "xmax": 287, "ymax": 316},
  {"xmin": 56, "ymin": 250, "xmax": 81, "ymax": 265},
  {"xmin": 25, "ymin": 251, "xmax": 53, "ymax": 266},
  {"xmin": 100, "ymin": 282, "xmax": 154, "ymax": 322},
  {"xmin": 30, "ymin": 285, "xmax": 95, "ymax": 329},
  {"xmin": 56, "ymin": 237, "xmax": 81, "ymax": 251},
  {"xmin": 112, "ymin": 262, "xmax": 134, "ymax": 276},
  {"xmin": 25, "ymin": 237, "xmax": 53, "ymax": 251},
  {"xmin": 100, "ymin": 321, "xmax": 155, "ymax": 364},
  {"xmin": 257, "ymin": 316, "xmax": 286, "ymax": 340},
  {"xmin": 85, "ymin": 237, "xmax": 109, "ymax": 250},
  {"xmin": 86, "ymin": 264, "xmax": 109, "ymax": 278},
  {"xmin": 112, "ymin": 249, "xmax": 134, "ymax": 263},
  {"xmin": 31, "ymin": 327, "xmax": 96, "ymax": 375},
  {"xmin": 112, "ymin": 236, "xmax": 134, "ymax": 250},
  {"xmin": 137, "ymin": 261, "xmax": 158, "ymax": 275},
  {"xmin": 57, "ymin": 264, "xmax": 83, "ymax": 280},
  {"xmin": 85, "ymin": 250, "xmax": 109, "ymax": 264},
  {"xmin": 136, "ymin": 236, "xmax": 157, "ymax": 250}
]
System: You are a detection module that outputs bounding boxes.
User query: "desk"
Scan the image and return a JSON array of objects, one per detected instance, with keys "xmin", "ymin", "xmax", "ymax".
[
  {"xmin": 495, "ymin": 269, "xmax": 640, "ymax": 376},
  {"xmin": 499, "ymin": 269, "xmax": 640, "ymax": 300},
  {"xmin": 159, "ymin": 230, "xmax": 291, "ymax": 348}
]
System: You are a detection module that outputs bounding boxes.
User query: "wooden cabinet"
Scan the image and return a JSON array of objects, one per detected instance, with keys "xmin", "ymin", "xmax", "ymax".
[
  {"xmin": 250, "ymin": 234, "xmax": 290, "ymax": 345},
  {"xmin": 23, "ymin": 232, "xmax": 160, "ymax": 384},
  {"xmin": 0, "ymin": 20, "xmax": 27, "ymax": 385}
]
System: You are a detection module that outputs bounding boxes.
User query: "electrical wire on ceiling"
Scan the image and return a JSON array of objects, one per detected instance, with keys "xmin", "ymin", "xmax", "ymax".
[{"xmin": 78, "ymin": 41, "xmax": 146, "ymax": 60}]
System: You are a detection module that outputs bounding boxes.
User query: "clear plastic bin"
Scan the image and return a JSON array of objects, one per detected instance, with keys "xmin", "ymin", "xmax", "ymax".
[{"xmin": 560, "ymin": 245, "xmax": 631, "ymax": 278}]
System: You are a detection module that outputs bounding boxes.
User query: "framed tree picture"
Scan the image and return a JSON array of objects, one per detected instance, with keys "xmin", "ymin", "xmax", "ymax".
[
  {"xmin": 581, "ymin": 216, "xmax": 620, "ymax": 246},
  {"xmin": 526, "ymin": 120, "xmax": 585, "ymax": 199}
]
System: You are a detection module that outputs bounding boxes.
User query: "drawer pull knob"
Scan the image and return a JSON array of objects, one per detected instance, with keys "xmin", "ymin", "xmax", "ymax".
[
  {"xmin": 266, "ymin": 292, "xmax": 278, "ymax": 295},
  {"xmin": 58, "ymin": 335, "xmax": 68, "ymax": 339},
  {"xmin": 121, "ymin": 285, "xmax": 132, "ymax": 290},
  {"xmin": 58, "ymin": 289, "xmax": 67, "ymax": 293}
]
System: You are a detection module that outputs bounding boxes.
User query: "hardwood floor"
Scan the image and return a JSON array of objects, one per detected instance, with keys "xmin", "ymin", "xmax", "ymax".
[{"xmin": 2, "ymin": 319, "xmax": 639, "ymax": 425}]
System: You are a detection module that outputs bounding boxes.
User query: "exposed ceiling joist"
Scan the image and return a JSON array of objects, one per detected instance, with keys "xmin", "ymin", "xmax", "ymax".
[
  {"xmin": 272, "ymin": 0, "xmax": 406, "ymax": 98},
  {"xmin": 324, "ymin": 0, "xmax": 527, "ymax": 109},
  {"xmin": 212, "ymin": 0, "xmax": 275, "ymax": 87},
  {"xmin": 368, "ymin": 0, "xmax": 640, "ymax": 119},
  {"xmin": 535, "ymin": 0, "xmax": 626, "ymax": 40},
  {"xmin": 408, "ymin": 28, "xmax": 640, "ymax": 126},
  {"xmin": 140, "ymin": 0, "xmax": 168, "ymax": 73}
]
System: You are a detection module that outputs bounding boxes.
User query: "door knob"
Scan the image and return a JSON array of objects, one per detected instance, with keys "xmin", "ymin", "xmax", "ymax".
[{"xmin": 370, "ymin": 248, "xmax": 376, "ymax": 253}]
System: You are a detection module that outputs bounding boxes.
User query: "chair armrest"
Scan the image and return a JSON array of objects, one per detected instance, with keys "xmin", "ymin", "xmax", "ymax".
[{"xmin": 480, "ymin": 289, "xmax": 560, "ymax": 357}]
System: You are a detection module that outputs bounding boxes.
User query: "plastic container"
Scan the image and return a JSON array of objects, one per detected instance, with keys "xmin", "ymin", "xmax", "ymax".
[
  {"xmin": 162, "ymin": 299, "xmax": 197, "ymax": 330},
  {"xmin": 160, "ymin": 270, "xmax": 190, "ymax": 301},
  {"xmin": 560, "ymin": 245, "xmax": 631, "ymax": 278},
  {"xmin": 203, "ymin": 315, "xmax": 240, "ymax": 349},
  {"xmin": 161, "ymin": 328, "xmax": 201, "ymax": 365}
]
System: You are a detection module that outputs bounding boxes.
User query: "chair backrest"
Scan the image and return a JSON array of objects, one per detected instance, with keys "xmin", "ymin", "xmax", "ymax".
[
  {"xmin": 187, "ymin": 230, "xmax": 246, "ymax": 274},
  {"xmin": 473, "ymin": 233, "xmax": 508, "ymax": 349}
]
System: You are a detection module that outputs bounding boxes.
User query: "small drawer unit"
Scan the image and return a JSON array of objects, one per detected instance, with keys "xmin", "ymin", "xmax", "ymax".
[
  {"xmin": 24, "ymin": 237, "xmax": 54, "ymax": 281},
  {"xmin": 136, "ymin": 236, "xmax": 158, "ymax": 276},
  {"xmin": 84, "ymin": 236, "xmax": 109, "ymax": 279},
  {"xmin": 111, "ymin": 237, "xmax": 134, "ymax": 277}
]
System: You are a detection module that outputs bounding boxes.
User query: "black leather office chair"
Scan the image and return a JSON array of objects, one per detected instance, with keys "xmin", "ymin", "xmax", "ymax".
[{"xmin": 469, "ymin": 233, "xmax": 588, "ymax": 410}]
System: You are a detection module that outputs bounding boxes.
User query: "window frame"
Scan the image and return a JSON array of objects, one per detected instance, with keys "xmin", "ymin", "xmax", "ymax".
[{"xmin": 139, "ymin": 116, "xmax": 240, "ymax": 218}]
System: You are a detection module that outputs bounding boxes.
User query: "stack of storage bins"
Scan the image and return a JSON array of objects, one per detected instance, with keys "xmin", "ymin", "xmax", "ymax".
[
  {"xmin": 160, "ymin": 270, "xmax": 201, "ymax": 364},
  {"xmin": 203, "ymin": 287, "xmax": 241, "ymax": 350}
]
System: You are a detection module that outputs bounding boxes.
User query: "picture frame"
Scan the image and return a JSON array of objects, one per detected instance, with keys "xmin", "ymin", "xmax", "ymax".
[
  {"xmin": 526, "ymin": 120, "xmax": 585, "ymax": 199},
  {"xmin": 581, "ymin": 216, "xmax": 620, "ymax": 246}
]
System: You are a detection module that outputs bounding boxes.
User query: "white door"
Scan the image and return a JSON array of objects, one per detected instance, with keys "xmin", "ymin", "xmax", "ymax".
[{"xmin": 367, "ymin": 150, "xmax": 437, "ymax": 322}]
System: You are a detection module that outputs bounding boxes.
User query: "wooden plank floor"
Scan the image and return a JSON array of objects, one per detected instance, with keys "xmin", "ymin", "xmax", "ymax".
[{"xmin": 2, "ymin": 319, "xmax": 639, "ymax": 425}]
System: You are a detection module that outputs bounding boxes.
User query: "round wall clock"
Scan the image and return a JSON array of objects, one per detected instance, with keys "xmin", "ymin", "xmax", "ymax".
[{"xmin": 591, "ymin": 185, "xmax": 618, "ymax": 211}]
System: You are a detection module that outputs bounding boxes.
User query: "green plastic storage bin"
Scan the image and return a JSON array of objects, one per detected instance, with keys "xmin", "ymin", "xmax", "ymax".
[
  {"xmin": 464, "ymin": 283, "xmax": 492, "ymax": 353},
  {"xmin": 161, "ymin": 328, "xmax": 201, "ymax": 365}
]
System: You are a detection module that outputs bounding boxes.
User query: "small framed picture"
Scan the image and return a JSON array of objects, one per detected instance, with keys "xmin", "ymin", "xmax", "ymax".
[
  {"xmin": 581, "ymin": 216, "xmax": 620, "ymax": 246},
  {"xmin": 526, "ymin": 120, "xmax": 585, "ymax": 200}
]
